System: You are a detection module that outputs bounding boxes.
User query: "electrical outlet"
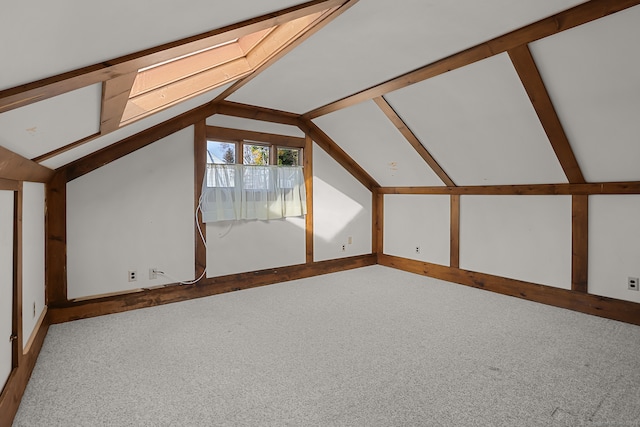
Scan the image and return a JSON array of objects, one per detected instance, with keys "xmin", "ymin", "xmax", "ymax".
[
  {"xmin": 128, "ymin": 270, "xmax": 137, "ymax": 282},
  {"xmin": 629, "ymin": 277, "xmax": 639, "ymax": 291},
  {"xmin": 33, "ymin": 302, "xmax": 36, "ymax": 318},
  {"xmin": 341, "ymin": 244, "xmax": 346, "ymax": 252},
  {"xmin": 415, "ymin": 246, "xmax": 421, "ymax": 254}
]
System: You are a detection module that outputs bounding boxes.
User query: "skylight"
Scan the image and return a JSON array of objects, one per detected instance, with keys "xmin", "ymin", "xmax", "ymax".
[{"xmin": 119, "ymin": 9, "xmax": 332, "ymax": 126}]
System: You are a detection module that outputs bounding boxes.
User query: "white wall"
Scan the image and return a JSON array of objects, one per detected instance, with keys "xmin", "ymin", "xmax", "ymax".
[
  {"xmin": 207, "ymin": 217, "xmax": 306, "ymax": 277},
  {"xmin": 67, "ymin": 127, "xmax": 195, "ymax": 299},
  {"xmin": 384, "ymin": 194, "xmax": 450, "ymax": 266},
  {"xmin": 589, "ymin": 195, "xmax": 640, "ymax": 303},
  {"xmin": 21, "ymin": 182, "xmax": 46, "ymax": 348},
  {"xmin": 459, "ymin": 195, "xmax": 572, "ymax": 289},
  {"xmin": 313, "ymin": 143, "xmax": 372, "ymax": 262},
  {"xmin": 0, "ymin": 190, "xmax": 13, "ymax": 389}
]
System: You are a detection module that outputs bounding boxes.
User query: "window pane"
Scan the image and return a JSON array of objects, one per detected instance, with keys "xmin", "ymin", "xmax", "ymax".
[
  {"xmin": 243, "ymin": 144, "xmax": 270, "ymax": 165},
  {"xmin": 277, "ymin": 147, "xmax": 300, "ymax": 166},
  {"xmin": 207, "ymin": 141, "xmax": 235, "ymax": 164}
]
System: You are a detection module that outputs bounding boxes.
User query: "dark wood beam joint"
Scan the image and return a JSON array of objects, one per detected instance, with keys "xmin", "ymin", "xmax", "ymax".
[{"xmin": 298, "ymin": 118, "xmax": 379, "ymax": 191}]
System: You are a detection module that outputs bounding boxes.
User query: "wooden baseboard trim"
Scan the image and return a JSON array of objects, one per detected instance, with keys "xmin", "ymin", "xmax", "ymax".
[
  {"xmin": 378, "ymin": 254, "xmax": 640, "ymax": 326},
  {"xmin": 0, "ymin": 309, "xmax": 50, "ymax": 427},
  {"xmin": 22, "ymin": 307, "xmax": 48, "ymax": 355},
  {"xmin": 49, "ymin": 254, "xmax": 377, "ymax": 324}
]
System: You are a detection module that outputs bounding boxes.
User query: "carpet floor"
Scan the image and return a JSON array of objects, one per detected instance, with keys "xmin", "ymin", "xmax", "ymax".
[{"xmin": 13, "ymin": 265, "xmax": 640, "ymax": 426}]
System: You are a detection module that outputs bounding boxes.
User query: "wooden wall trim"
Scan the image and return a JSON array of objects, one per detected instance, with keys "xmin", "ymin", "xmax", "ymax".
[
  {"xmin": 194, "ymin": 122, "xmax": 207, "ymax": 282},
  {"xmin": 215, "ymin": 100, "xmax": 301, "ymax": 126},
  {"xmin": 379, "ymin": 182, "xmax": 640, "ymax": 195},
  {"xmin": 48, "ymin": 255, "xmax": 377, "ymax": 324},
  {"xmin": 0, "ymin": 178, "xmax": 20, "ymax": 191},
  {"xmin": 572, "ymin": 195, "xmax": 589, "ymax": 293},
  {"xmin": 13, "ymin": 186, "xmax": 23, "ymax": 368},
  {"xmin": 304, "ymin": 135, "xmax": 314, "ymax": 264},
  {"xmin": 298, "ymin": 119, "xmax": 379, "ymax": 191},
  {"xmin": 62, "ymin": 102, "xmax": 216, "ymax": 182},
  {"xmin": 206, "ymin": 126, "xmax": 306, "ymax": 147},
  {"xmin": 508, "ymin": 45, "xmax": 584, "ymax": 184},
  {"xmin": 378, "ymin": 254, "xmax": 640, "ymax": 326},
  {"xmin": 304, "ymin": 0, "xmax": 640, "ymax": 119},
  {"xmin": 372, "ymin": 189, "xmax": 384, "ymax": 256},
  {"xmin": 0, "ymin": 146, "xmax": 54, "ymax": 183},
  {"xmin": 450, "ymin": 195, "xmax": 460, "ymax": 268},
  {"xmin": 0, "ymin": 311, "xmax": 49, "ymax": 427},
  {"xmin": 373, "ymin": 96, "xmax": 455, "ymax": 186},
  {"xmin": 45, "ymin": 171, "xmax": 68, "ymax": 305}
]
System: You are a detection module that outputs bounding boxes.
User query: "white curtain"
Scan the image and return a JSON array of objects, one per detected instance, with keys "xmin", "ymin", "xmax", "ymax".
[{"xmin": 201, "ymin": 164, "xmax": 307, "ymax": 222}]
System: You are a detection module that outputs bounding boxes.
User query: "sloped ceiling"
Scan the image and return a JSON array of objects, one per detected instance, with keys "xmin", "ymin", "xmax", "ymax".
[
  {"xmin": 0, "ymin": 0, "xmax": 305, "ymax": 90},
  {"xmin": 383, "ymin": 53, "xmax": 567, "ymax": 186},
  {"xmin": 529, "ymin": 5, "xmax": 640, "ymax": 183},
  {"xmin": 1, "ymin": 0, "xmax": 640, "ymax": 188},
  {"xmin": 229, "ymin": 0, "xmax": 586, "ymax": 114}
]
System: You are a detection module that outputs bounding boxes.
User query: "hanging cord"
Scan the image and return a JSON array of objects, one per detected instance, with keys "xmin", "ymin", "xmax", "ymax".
[{"xmin": 155, "ymin": 194, "xmax": 207, "ymax": 286}]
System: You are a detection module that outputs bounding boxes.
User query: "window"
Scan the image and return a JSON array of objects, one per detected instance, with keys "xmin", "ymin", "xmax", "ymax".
[
  {"xmin": 207, "ymin": 141, "xmax": 235, "ymax": 164},
  {"xmin": 201, "ymin": 138, "xmax": 306, "ymax": 222},
  {"xmin": 277, "ymin": 147, "xmax": 300, "ymax": 166},
  {"xmin": 243, "ymin": 143, "xmax": 270, "ymax": 166}
]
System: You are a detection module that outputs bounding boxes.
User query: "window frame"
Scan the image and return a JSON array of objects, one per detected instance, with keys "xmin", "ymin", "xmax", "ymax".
[{"xmin": 205, "ymin": 126, "xmax": 305, "ymax": 167}]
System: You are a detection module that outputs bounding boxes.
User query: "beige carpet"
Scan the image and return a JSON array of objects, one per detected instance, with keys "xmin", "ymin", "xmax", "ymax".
[{"xmin": 13, "ymin": 265, "xmax": 640, "ymax": 426}]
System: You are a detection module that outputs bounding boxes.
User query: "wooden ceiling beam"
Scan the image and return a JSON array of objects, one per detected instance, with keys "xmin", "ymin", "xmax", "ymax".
[
  {"xmin": 0, "ymin": 146, "xmax": 54, "ymax": 183},
  {"xmin": 0, "ymin": 0, "xmax": 345, "ymax": 115},
  {"xmin": 100, "ymin": 71, "xmax": 138, "ymax": 134},
  {"xmin": 215, "ymin": 100, "xmax": 301, "ymax": 126},
  {"xmin": 32, "ymin": 133, "xmax": 101, "ymax": 164},
  {"xmin": 373, "ymin": 96, "xmax": 455, "ymax": 187},
  {"xmin": 214, "ymin": 0, "xmax": 359, "ymax": 103},
  {"xmin": 508, "ymin": 45, "xmax": 585, "ymax": 184},
  {"xmin": 304, "ymin": 0, "xmax": 640, "ymax": 119},
  {"xmin": 62, "ymin": 102, "xmax": 217, "ymax": 181},
  {"xmin": 298, "ymin": 118, "xmax": 379, "ymax": 191},
  {"xmin": 206, "ymin": 126, "xmax": 306, "ymax": 148}
]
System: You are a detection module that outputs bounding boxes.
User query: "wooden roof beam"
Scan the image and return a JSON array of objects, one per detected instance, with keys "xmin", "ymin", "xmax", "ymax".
[
  {"xmin": 215, "ymin": 100, "xmax": 301, "ymax": 126},
  {"xmin": 0, "ymin": 146, "xmax": 54, "ymax": 183},
  {"xmin": 0, "ymin": 0, "xmax": 346, "ymax": 115},
  {"xmin": 214, "ymin": 0, "xmax": 359, "ymax": 103},
  {"xmin": 304, "ymin": 0, "xmax": 640, "ymax": 119},
  {"xmin": 298, "ymin": 118, "xmax": 379, "ymax": 191},
  {"xmin": 373, "ymin": 96, "xmax": 455, "ymax": 186},
  {"xmin": 508, "ymin": 45, "xmax": 584, "ymax": 184},
  {"xmin": 62, "ymin": 102, "xmax": 217, "ymax": 181}
]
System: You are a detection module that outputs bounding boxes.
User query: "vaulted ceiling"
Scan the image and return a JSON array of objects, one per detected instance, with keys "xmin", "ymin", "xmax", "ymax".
[{"xmin": 1, "ymin": 0, "xmax": 639, "ymax": 186}]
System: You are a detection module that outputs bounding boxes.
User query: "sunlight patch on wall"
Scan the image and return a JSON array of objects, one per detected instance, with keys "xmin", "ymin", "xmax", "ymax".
[{"xmin": 312, "ymin": 176, "xmax": 364, "ymax": 242}]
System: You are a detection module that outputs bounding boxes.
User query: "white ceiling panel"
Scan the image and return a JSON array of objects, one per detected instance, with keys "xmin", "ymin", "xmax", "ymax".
[
  {"xmin": 313, "ymin": 100, "xmax": 444, "ymax": 187},
  {"xmin": 529, "ymin": 5, "xmax": 640, "ymax": 183},
  {"xmin": 0, "ymin": 1, "xmax": 303, "ymax": 90},
  {"xmin": 228, "ymin": 0, "xmax": 586, "ymax": 113},
  {"xmin": 206, "ymin": 115, "xmax": 304, "ymax": 137},
  {"xmin": 42, "ymin": 83, "xmax": 233, "ymax": 170},
  {"xmin": 385, "ymin": 53, "xmax": 568, "ymax": 186},
  {"xmin": 0, "ymin": 84, "xmax": 101, "ymax": 160}
]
